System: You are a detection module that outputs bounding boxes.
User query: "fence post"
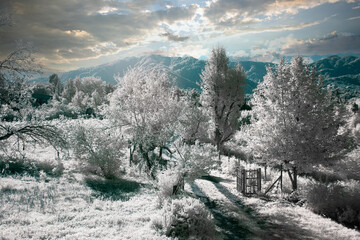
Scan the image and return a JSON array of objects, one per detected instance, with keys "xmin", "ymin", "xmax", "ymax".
[
  {"xmin": 293, "ymin": 166, "xmax": 297, "ymax": 191},
  {"xmin": 264, "ymin": 165, "xmax": 267, "ymax": 182},
  {"xmin": 257, "ymin": 168, "xmax": 261, "ymax": 192},
  {"xmin": 236, "ymin": 167, "xmax": 240, "ymax": 192},
  {"xmin": 241, "ymin": 169, "xmax": 246, "ymax": 194},
  {"xmin": 279, "ymin": 164, "xmax": 282, "ymax": 191}
]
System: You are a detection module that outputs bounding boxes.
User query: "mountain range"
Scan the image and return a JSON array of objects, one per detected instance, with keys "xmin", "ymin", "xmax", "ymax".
[{"xmin": 35, "ymin": 55, "xmax": 360, "ymax": 99}]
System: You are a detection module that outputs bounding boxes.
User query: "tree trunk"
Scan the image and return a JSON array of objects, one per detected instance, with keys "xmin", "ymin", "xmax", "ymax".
[
  {"xmin": 139, "ymin": 144, "xmax": 155, "ymax": 179},
  {"xmin": 287, "ymin": 167, "xmax": 298, "ymax": 191},
  {"xmin": 129, "ymin": 144, "xmax": 136, "ymax": 167}
]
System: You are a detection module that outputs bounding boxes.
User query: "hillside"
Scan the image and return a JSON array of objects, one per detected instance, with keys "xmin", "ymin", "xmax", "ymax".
[
  {"xmin": 35, "ymin": 55, "xmax": 359, "ymax": 98},
  {"xmin": 310, "ymin": 56, "xmax": 360, "ymax": 99},
  {"xmin": 57, "ymin": 55, "xmax": 271, "ymax": 95}
]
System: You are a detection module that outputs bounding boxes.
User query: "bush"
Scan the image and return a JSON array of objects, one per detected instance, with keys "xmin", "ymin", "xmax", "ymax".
[
  {"xmin": 306, "ymin": 180, "xmax": 360, "ymax": 228},
  {"xmin": 162, "ymin": 197, "xmax": 217, "ymax": 239},
  {"xmin": 175, "ymin": 141, "xmax": 219, "ymax": 182},
  {"xmin": 156, "ymin": 167, "xmax": 183, "ymax": 201},
  {"xmin": 0, "ymin": 156, "xmax": 64, "ymax": 177},
  {"xmin": 72, "ymin": 125, "xmax": 125, "ymax": 179},
  {"xmin": 221, "ymin": 156, "xmax": 239, "ymax": 176},
  {"xmin": 33, "ymin": 100, "xmax": 81, "ymax": 120}
]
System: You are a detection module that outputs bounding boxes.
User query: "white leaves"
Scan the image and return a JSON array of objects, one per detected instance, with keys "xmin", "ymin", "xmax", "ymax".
[
  {"xmin": 245, "ymin": 56, "xmax": 354, "ymax": 172},
  {"xmin": 199, "ymin": 47, "xmax": 246, "ymax": 148}
]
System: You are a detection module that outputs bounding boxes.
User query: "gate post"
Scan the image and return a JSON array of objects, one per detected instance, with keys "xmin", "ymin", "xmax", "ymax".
[
  {"xmin": 257, "ymin": 168, "xmax": 261, "ymax": 192},
  {"xmin": 280, "ymin": 164, "xmax": 283, "ymax": 191},
  {"xmin": 236, "ymin": 167, "xmax": 240, "ymax": 192},
  {"xmin": 241, "ymin": 169, "xmax": 246, "ymax": 194}
]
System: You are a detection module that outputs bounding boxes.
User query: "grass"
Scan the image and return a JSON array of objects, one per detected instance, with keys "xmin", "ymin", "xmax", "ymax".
[{"xmin": 0, "ymin": 175, "xmax": 168, "ymax": 239}]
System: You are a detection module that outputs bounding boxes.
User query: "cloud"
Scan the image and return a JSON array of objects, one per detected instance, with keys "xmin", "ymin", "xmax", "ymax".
[
  {"xmin": 140, "ymin": 44, "xmax": 209, "ymax": 59},
  {"xmin": 223, "ymin": 18, "xmax": 329, "ymax": 35},
  {"xmin": 0, "ymin": 0, "xmax": 197, "ymax": 70},
  {"xmin": 204, "ymin": 0, "xmax": 346, "ymax": 28},
  {"xmin": 159, "ymin": 31, "xmax": 190, "ymax": 42},
  {"xmin": 348, "ymin": 16, "xmax": 360, "ymax": 20},
  {"xmin": 282, "ymin": 32, "xmax": 360, "ymax": 55}
]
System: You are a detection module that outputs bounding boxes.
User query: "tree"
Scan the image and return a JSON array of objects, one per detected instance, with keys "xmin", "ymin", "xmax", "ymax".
[
  {"xmin": 0, "ymin": 20, "xmax": 66, "ymax": 150},
  {"xmin": 178, "ymin": 89, "xmax": 209, "ymax": 145},
  {"xmin": 244, "ymin": 56, "xmax": 354, "ymax": 190},
  {"xmin": 200, "ymin": 47, "xmax": 246, "ymax": 151},
  {"xmin": 0, "ymin": 43, "xmax": 41, "ymax": 110},
  {"xmin": 108, "ymin": 65, "xmax": 183, "ymax": 178},
  {"xmin": 62, "ymin": 78, "xmax": 76, "ymax": 103},
  {"xmin": 49, "ymin": 73, "xmax": 63, "ymax": 100}
]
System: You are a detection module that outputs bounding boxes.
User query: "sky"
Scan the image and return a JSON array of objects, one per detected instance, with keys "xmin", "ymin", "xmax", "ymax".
[{"xmin": 0, "ymin": 0, "xmax": 359, "ymax": 72}]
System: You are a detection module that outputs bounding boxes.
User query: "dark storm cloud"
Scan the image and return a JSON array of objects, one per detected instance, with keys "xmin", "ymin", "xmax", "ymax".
[
  {"xmin": 159, "ymin": 31, "xmax": 190, "ymax": 42},
  {"xmin": 282, "ymin": 32, "xmax": 360, "ymax": 55},
  {"xmin": 0, "ymin": 0, "xmax": 197, "ymax": 64}
]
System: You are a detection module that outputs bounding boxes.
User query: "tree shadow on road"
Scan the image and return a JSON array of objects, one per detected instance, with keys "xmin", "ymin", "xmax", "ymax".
[
  {"xmin": 208, "ymin": 178, "xmax": 326, "ymax": 240},
  {"xmin": 191, "ymin": 183, "xmax": 259, "ymax": 240}
]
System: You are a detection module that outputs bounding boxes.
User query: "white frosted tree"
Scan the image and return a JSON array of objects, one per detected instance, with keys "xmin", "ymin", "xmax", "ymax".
[
  {"xmin": 200, "ymin": 47, "xmax": 246, "ymax": 151},
  {"xmin": 178, "ymin": 90, "xmax": 209, "ymax": 144},
  {"xmin": 244, "ymin": 56, "xmax": 354, "ymax": 190},
  {"xmin": 64, "ymin": 76, "xmax": 115, "ymax": 113},
  {"xmin": 108, "ymin": 65, "xmax": 183, "ymax": 178},
  {"xmin": 0, "ymin": 43, "xmax": 66, "ymax": 149}
]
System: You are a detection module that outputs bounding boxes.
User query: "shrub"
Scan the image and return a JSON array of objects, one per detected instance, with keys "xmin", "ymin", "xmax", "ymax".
[
  {"xmin": 162, "ymin": 197, "xmax": 217, "ymax": 239},
  {"xmin": 306, "ymin": 180, "xmax": 360, "ymax": 228},
  {"xmin": 0, "ymin": 156, "xmax": 64, "ymax": 177},
  {"xmin": 72, "ymin": 125, "xmax": 125, "ymax": 179},
  {"xmin": 175, "ymin": 141, "xmax": 219, "ymax": 182},
  {"xmin": 156, "ymin": 167, "xmax": 183, "ymax": 201},
  {"xmin": 33, "ymin": 100, "xmax": 81, "ymax": 120},
  {"xmin": 221, "ymin": 156, "xmax": 239, "ymax": 176}
]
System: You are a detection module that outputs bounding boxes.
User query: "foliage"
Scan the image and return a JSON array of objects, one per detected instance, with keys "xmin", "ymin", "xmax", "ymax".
[
  {"xmin": 61, "ymin": 76, "xmax": 115, "ymax": 114},
  {"xmin": 0, "ymin": 155, "xmax": 64, "ymax": 177},
  {"xmin": 174, "ymin": 141, "xmax": 219, "ymax": 183},
  {"xmin": 48, "ymin": 74, "xmax": 63, "ymax": 100},
  {"xmin": 0, "ymin": 120, "xmax": 67, "ymax": 151},
  {"xmin": 156, "ymin": 167, "xmax": 183, "ymax": 201},
  {"xmin": 0, "ymin": 43, "xmax": 67, "ymax": 153},
  {"xmin": 0, "ymin": 43, "xmax": 41, "ymax": 110},
  {"xmin": 71, "ymin": 124, "xmax": 125, "ymax": 179},
  {"xmin": 162, "ymin": 197, "xmax": 217, "ymax": 239},
  {"xmin": 306, "ymin": 180, "xmax": 360, "ymax": 228},
  {"xmin": 178, "ymin": 89, "xmax": 209, "ymax": 144},
  {"xmin": 347, "ymin": 98, "xmax": 360, "ymax": 144},
  {"xmin": 243, "ymin": 56, "xmax": 354, "ymax": 173},
  {"xmin": 200, "ymin": 47, "xmax": 246, "ymax": 150},
  {"xmin": 221, "ymin": 156, "xmax": 239, "ymax": 176},
  {"xmin": 32, "ymin": 100, "xmax": 81, "ymax": 120},
  {"xmin": 108, "ymin": 65, "xmax": 183, "ymax": 178}
]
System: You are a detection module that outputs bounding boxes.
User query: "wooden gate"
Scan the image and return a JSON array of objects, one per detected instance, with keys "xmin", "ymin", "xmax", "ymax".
[{"xmin": 236, "ymin": 168, "xmax": 261, "ymax": 195}]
